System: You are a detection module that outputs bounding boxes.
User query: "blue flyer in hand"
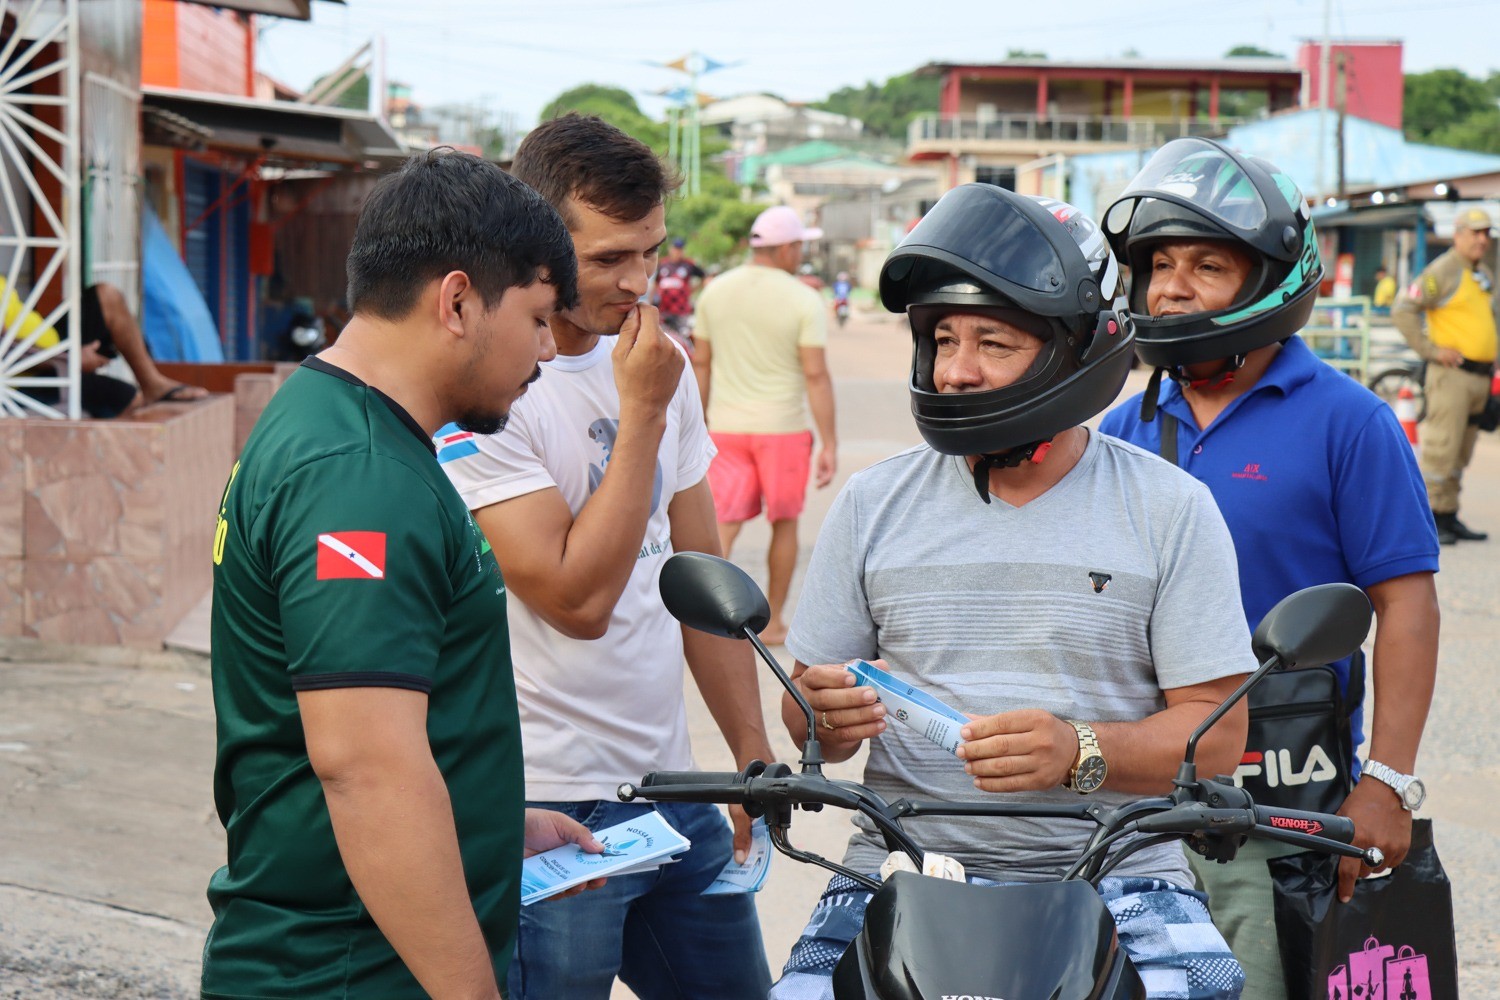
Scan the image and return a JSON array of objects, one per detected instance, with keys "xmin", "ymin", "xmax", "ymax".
[
  {"xmin": 847, "ymin": 658, "xmax": 969, "ymax": 754},
  {"xmin": 520, "ymin": 811, "xmax": 690, "ymax": 905},
  {"xmin": 702, "ymin": 818, "xmax": 772, "ymax": 895}
]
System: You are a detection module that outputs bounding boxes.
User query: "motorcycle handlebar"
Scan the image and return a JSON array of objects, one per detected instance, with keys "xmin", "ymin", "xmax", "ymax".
[
  {"xmin": 1251, "ymin": 804, "xmax": 1355, "ymax": 844},
  {"xmin": 618, "ymin": 780, "xmax": 749, "ymax": 805},
  {"xmin": 640, "ymin": 770, "xmax": 742, "ymax": 788}
]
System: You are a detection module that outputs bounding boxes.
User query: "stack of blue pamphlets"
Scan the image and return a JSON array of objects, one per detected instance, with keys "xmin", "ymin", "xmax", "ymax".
[
  {"xmin": 520, "ymin": 811, "xmax": 690, "ymax": 905},
  {"xmin": 702, "ymin": 818, "xmax": 773, "ymax": 895}
]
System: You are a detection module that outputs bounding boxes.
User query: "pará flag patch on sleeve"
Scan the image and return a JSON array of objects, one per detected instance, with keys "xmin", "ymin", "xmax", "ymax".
[{"xmin": 316, "ymin": 531, "xmax": 387, "ymax": 580}]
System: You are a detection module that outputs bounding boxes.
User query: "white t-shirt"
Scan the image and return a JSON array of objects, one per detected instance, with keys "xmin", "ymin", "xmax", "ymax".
[{"xmin": 439, "ymin": 337, "xmax": 715, "ymax": 801}]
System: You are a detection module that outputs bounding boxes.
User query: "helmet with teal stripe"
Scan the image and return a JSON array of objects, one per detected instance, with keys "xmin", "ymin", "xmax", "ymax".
[{"xmin": 1102, "ymin": 137, "xmax": 1323, "ymax": 370}]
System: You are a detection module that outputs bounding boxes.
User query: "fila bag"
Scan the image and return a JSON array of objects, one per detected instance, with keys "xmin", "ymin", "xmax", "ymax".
[{"xmin": 1239, "ymin": 661, "xmax": 1356, "ymax": 814}]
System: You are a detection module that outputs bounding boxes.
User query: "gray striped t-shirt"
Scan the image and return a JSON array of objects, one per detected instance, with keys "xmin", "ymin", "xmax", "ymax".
[{"xmin": 786, "ymin": 431, "xmax": 1255, "ymax": 888}]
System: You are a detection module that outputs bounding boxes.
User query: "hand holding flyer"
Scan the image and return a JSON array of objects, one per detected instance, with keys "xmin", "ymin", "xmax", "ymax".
[
  {"xmin": 702, "ymin": 818, "xmax": 773, "ymax": 895},
  {"xmin": 846, "ymin": 658, "xmax": 968, "ymax": 754},
  {"xmin": 520, "ymin": 811, "xmax": 690, "ymax": 905}
]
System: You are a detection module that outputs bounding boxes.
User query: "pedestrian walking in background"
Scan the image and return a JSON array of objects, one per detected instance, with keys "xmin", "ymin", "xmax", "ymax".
[
  {"xmin": 653, "ymin": 236, "xmax": 704, "ymax": 353},
  {"xmin": 1100, "ymin": 138, "xmax": 1440, "ymax": 999},
  {"xmin": 693, "ymin": 204, "xmax": 838, "ymax": 644},
  {"xmin": 1392, "ymin": 206, "xmax": 1497, "ymax": 544},
  {"xmin": 438, "ymin": 114, "xmax": 775, "ymax": 1000},
  {"xmin": 203, "ymin": 150, "xmax": 602, "ymax": 1000}
]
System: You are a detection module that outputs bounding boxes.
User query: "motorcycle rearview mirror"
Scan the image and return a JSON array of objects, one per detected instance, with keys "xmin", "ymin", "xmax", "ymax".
[
  {"xmin": 660, "ymin": 550, "xmax": 770, "ymax": 638},
  {"xmin": 1179, "ymin": 583, "xmax": 1372, "ymax": 782},
  {"xmin": 1250, "ymin": 582, "xmax": 1373, "ymax": 670},
  {"xmin": 659, "ymin": 553, "xmax": 826, "ymax": 772}
]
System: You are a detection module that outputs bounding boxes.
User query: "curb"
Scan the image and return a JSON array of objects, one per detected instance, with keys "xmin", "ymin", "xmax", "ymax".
[{"xmin": 0, "ymin": 636, "xmax": 210, "ymax": 675}]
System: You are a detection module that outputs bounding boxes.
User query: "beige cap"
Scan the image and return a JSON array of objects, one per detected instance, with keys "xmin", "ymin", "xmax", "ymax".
[{"xmin": 1457, "ymin": 207, "xmax": 1496, "ymax": 234}]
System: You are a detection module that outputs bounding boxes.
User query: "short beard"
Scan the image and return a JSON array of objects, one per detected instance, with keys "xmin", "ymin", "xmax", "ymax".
[
  {"xmin": 453, "ymin": 367, "xmax": 540, "ymax": 436},
  {"xmin": 456, "ymin": 411, "xmax": 507, "ymax": 436}
]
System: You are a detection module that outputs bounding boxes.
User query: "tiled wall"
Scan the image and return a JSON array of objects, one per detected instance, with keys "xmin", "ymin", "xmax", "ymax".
[{"xmin": 2, "ymin": 396, "xmax": 234, "ymax": 647}]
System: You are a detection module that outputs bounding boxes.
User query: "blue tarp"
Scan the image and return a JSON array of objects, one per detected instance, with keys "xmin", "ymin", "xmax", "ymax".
[{"xmin": 139, "ymin": 205, "xmax": 222, "ymax": 362}]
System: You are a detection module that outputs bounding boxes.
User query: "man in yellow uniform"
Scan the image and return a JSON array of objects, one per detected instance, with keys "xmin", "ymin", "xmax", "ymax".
[{"xmin": 1392, "ymin": 207, "xmax": 1497, "ymax": 545}]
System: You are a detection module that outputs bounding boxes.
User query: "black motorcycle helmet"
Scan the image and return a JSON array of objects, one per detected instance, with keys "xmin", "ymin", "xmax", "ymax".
[
  {"xmin": 880, "ymin": 185, "xmax": 1134, "ymax": 500},
  {"xmin": 1101, "ymin": 138, "xmax": 1324, "ymax": 418}
]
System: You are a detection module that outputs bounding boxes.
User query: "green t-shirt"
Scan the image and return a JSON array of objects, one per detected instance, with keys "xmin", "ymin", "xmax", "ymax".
[{"xmin": 203, "ymin": 358, "xmax": 522, "ymax": 999}]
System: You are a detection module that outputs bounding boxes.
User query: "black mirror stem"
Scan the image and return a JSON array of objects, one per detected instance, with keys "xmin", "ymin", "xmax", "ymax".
[
  {"xmin": 1179, "ymin": 654, "xmax": 1281, "ymax": 786},
  {"xmin": 744, "ymin": 628, "xmax": 825, "ymax": 775}
]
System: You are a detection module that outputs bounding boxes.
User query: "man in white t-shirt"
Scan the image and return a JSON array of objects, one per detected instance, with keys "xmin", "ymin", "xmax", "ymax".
[
  {"xmin": 693, "ymin": 205, "xmax": 838, "ymax": 644},
  {"xmin": 439, "ymin": 114, "xmax": 775, "ymax": 999}
]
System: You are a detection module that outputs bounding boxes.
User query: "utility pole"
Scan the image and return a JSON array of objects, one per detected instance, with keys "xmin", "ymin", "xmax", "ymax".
[
  {"xmin": 1335, "ymin": 51, "xmax": 1347, "ymax": 199},
  {"xmin": 1313, "ymin": 0, "xmax": 1331, "ymax": 201}
]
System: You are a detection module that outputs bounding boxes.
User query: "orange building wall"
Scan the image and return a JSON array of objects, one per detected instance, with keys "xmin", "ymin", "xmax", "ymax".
[
  {"xmin": 141, "ymin": 0, "xmax": 178, "ymax": 88},
  {"xmin": 140, "ymin": 0, "xmax": 253, "ymax": 96}
]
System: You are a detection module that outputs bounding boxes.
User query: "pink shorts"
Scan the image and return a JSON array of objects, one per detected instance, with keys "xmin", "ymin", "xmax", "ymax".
[{"xmin": 708, "ymin": 431, "xmax": 813, "ymax": 524}]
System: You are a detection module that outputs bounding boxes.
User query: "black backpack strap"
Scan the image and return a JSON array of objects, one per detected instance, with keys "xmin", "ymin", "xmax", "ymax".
[{"xmin": 1157, "ymin": 412, "xmax": 1180, "ymax": 467}]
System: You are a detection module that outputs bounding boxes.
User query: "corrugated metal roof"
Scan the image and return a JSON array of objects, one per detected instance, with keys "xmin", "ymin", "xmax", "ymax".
[{"xmin": 1066, "ymin": 109, "xmax": 1500, "ymax": 219}]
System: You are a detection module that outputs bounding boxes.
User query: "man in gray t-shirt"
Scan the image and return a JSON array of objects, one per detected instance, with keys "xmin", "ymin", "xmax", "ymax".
[{"xmin": 770, "ymin": 186, "xmax": 1252, "ymax": 1000}]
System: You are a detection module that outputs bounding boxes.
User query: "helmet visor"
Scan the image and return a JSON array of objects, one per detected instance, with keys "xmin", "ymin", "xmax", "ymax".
[
  {"xmin": 1104, "ymin": 138, "xmax": 1271, "ymax": 240},
  {"xmin": 885, "ymin": 185, "xmax": 1079, "ymax": 309}
]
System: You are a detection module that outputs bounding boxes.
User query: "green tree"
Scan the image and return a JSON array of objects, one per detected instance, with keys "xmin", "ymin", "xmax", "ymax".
[
  {"xmin": 813, "ymin": 71, "xmax": 940, "ymax": 139},
  {"xmin": 1403, "ymin": 69, "xmax": 1494, "ymax": 143},
  {"xmin": 1428, "ymin": 106, "xmax": 1500, "ymax": 155},
  {"xmin": 539, "ymin": 84, "xmax": 669, "ymax": 149},
  {"xmin": 307, "ymin": 69, "xmax": 369, "ymax": 112},
  {"xmin": 1225, "ymin": 45, "xmax": 1285, "ymax": 58},
  {"xmin": 532, "ymin": 84, "xmax": 764, "ymax": 267},
  {"xmin": 666, "ymin": 194, "xmax": 763, "ymax": 267},
  {"xmin": 1006, "ymin": 49, "xmax": 1046, "ymax": 60}
]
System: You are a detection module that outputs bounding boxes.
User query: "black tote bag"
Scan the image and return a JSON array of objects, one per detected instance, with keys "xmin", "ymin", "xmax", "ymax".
[{"xmin": 1268, "ymin": 819, "xmax": 1458, "ymax": 1000}]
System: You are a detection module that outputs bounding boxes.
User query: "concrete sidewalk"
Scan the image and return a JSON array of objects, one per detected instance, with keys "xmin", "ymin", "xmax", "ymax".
[{"xmin": 5, "ymin": 313, "xmax": 1500, "ymax": 996}]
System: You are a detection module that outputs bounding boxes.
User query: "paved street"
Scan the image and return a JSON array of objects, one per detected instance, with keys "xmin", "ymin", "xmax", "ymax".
[{"xmin": 2, "ymin": 308, "xmax": 1498, "ymax": 997}]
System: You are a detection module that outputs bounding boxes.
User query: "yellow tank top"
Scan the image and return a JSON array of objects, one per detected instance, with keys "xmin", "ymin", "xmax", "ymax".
[{"xmin": 1428, "ymin": 267, "xmax": 1497, "ymax": 363}]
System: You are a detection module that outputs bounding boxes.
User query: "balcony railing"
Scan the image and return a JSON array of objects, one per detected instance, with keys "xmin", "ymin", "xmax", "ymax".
[{"xmin": 908, "ymin": 113, "xmax": 1244, "ymax": 148}]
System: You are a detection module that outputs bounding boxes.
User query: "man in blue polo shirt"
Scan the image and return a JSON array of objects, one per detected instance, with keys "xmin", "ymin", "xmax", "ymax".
[{"xmin": 1098, "ymin": 138, "xmax": 1440, "ymax": 1000}]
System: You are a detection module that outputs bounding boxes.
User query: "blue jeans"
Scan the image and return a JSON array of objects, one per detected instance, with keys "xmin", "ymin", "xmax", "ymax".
[{"xmin": 507, "ymin": 799, "xmax": 772, "ymax": 1000}]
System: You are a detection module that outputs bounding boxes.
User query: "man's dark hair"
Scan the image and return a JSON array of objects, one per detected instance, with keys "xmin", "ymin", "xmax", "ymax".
[
  {"xmin": 347, "ymin": 148, "xmax": 579, "ymax": 320},
  {"xmin": 511, "ymin": 113, "xmax": 679, "ymax": 226}
]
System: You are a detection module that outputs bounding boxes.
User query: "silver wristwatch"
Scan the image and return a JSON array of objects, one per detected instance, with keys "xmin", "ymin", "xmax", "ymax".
[{"xmin": 1363, "ymin": 760, "xmax": 1427, "ymax": 811}]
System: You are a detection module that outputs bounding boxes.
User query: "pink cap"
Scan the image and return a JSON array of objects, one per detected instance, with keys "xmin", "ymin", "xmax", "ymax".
[{"xmin": 749, "ymin": 205, "xmax": 824, "ymax": 247}]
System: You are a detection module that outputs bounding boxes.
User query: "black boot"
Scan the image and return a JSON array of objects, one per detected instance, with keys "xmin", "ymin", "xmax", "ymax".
[
  {"xmin": 1451, "ymin": 515, "xmax": 1489, "ymax": 541},
  {"xmin": 1434, "ymin": 512, "xmax": 1459, "ymax": 546}
]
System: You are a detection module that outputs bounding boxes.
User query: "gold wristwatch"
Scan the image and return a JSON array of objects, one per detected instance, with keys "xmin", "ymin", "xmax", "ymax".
[{"xmin": 1065, "ymin": 721, "xmax": 1107, "ymax": 794}]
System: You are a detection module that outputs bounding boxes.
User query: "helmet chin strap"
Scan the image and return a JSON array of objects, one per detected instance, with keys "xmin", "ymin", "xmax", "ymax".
[
  {"xmin": 969, "ymin": 440, "xmax": 1054, "ymax": 503},
  {"xmin": 1138, "ymin": 355, "xmax": 1245, "ymax": 423}
]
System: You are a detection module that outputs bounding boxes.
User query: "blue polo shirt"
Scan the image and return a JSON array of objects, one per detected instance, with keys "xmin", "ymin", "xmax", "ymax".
[{"xmin": 1100, "ymin": 336, "xmax": 1439, "ymax": 753}]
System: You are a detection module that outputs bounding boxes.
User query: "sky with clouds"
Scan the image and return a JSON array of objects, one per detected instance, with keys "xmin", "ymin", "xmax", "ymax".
[{"xmin": 255, "ymin": 0, "xmax": 1499, "ymax": 128}]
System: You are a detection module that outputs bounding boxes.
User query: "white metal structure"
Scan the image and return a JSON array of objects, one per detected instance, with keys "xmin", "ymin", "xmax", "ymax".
[
  {"xmin": 84, "ymin": 71, "xmax": 139, "ymax": 315},
  {"xmin": 0, "ymin": 0, "xmax": 80, "ymax": 419}
]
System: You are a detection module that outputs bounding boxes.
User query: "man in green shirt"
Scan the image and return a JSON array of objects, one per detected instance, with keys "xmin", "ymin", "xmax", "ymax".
[{"xmin": 204, "ymin": 150, "xmax": 601, "ymax": 999}]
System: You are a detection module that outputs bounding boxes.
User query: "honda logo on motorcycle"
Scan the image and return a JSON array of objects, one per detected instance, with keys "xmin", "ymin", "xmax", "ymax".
[
  {"xmin": 1233, "ymin": 745, "xmax": 1338, "ymax": 788},
  {"xmin": 1267, "ymin": 815, "xmax": 1325, "ymax": 835}
]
